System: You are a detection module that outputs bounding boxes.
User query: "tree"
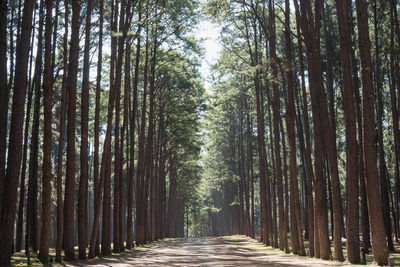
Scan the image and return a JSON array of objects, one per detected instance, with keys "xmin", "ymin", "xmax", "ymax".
[
  {"xmin": 267, "ymin": 0, "xmax": 286, "ymax": 252},
  {"xmin": 113, "ymin": 0, "xmax": 126, "ymax": 252},
  {"xmin": 78, "ymin": 0, "xmax": 93, "ymax": 259},
  {"xmin": 64, "ymin": 0, "xmax": 81, "ymax": 260},
  {"xmin": 355, "ymin": 0, "xmax": 388, "ymax": 264},
  {"xmin": 284, "ymin": 0, "xmax": 305, "ymax": 255},
  {"xmin": 0, "ymin": 0, "xmax": 34, "ymax": 264},
  {"xmin": 297, "ymin": 26, "xmax": 315, "ymax": 258},
  {"xmin": 293, "ymin": 0, "xmax": 336, "ymax": 259},
  {"xmin": 55, "ymin": 0, "xmax": 69, "ymax": 262},
  {"xmin": 27, "ymin": 0, "xmax": 44, "ymax": 252},
  {"xmin": 127, "ymin": 1, "xmax": 142, "ymax": 249},
  {"xmin": 0, "ymin": 0, "xmax": 8, "ymax": 198},
  {"xmin": 38, "ymin": 0, "xmax": 54, "ymax": 262},
  {"xmin": 334, "ymin": 0, "xmax": 359, "ymax": 263},
  {"xmin": 91, "ymin": 0, "xmax": 104, "ymax": 256}
]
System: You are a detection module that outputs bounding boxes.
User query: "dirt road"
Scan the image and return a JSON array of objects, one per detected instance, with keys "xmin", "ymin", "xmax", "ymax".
[{"xmin": 67, "ymin": 236, "xmax": 373, "ymax": 266}]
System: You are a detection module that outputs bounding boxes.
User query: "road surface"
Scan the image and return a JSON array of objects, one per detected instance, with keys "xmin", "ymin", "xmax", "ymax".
[{"xmin": 68, "ymin": 236, "xmax": 373, "ymax": 266}]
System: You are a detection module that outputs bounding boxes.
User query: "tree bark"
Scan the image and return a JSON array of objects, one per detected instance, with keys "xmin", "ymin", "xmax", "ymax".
[
  {"xmin": 144, "ymin": 21, "xmax": 158, "ymax": 242},
  {"xmin": 119, "ymin": 1, "xmax": 132, "ymax": 251},
  {"xmin": 267, "ymin": 0, "xmax": 286, "ymax": 252},
  {"xmin": 296, "ymin": 27, "xmax": 315, "ymax": 258},
  {"xmin": 334, "ymin": 0, "xmax": 360, "ymax": 262},
  {"xmin": 0, "ymin": 0, "xmax": 34, "ymax": 264},
  {"xmin": 136, "ymin": 17, "xmax": 150, "ymax": 246},
  {"xmin": 113, "ymin": 0, "xmax": 125, "ymax": 253},
  {"xmin": 372, "ymin": 0, "xmax": 394, "ymax": 252},
  {"xmin": 355, "ymin": 0, "xmax": 389, "ymax": 264},
  {"xmin": 127, "ymin": 2, "xmax": 142, "ymax": 249},
  {"xmin": 27, "ymin": 1, "xmax": 45, "ymax": 253},
  {"xmin": 0, "ymin": 0, "xmax": 8, "ymax": 203},
  {"xmin": 389, "ymin": 0, "xmax": 400, "ymax": 241},
  {"xmin": 284, "ymin": 0, "xmax": 305, "ymax": 255},
  {"xmin": 253, "ymin": 27, "xmax": 269, "ymax": 247},
  {"xmin": 64, "ymin": 0, "xmax": 81, "ymax": 260},
  {"xmin": 15, "ymin": 8, "xmax": 37, "ymax": 251},
  {"xmin": 55, "ymin": 0, "xmax": 69, "ymax": 261},
  {"xmin": 38, "ymin": 0, "xmax": 54, "ymax": 261},
  {"xmin": 78, "ymin": 0, "xmax": 93, "ymax": 259},
  {"xmin": 293, "ymin": 0, "xmax": 337, "ymax": 259},
  {"xmin": 101, "ymin": 0, "xmax": 118, "ymax": 255},
  {"xmin": 348, "ymin": 2, "xmax": 370, "ymax": 251},
  {"xmin": 89, "ymin": 0, "xmax": 103, "ymax": 257}
]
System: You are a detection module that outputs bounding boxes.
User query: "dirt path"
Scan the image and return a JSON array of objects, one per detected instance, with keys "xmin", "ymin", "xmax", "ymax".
[{"xmin": 67, "ymin": 236, "xmax": 376, "ymax": 266}]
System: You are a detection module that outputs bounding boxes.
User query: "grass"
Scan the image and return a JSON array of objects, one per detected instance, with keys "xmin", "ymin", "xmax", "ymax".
[
  {"xmin": 11, "ymin": 249, "xmax": 62, "ymax": 267},
  {"xmin": 10, "ymin": 239, "xmax": 180, "ymax": 266}
]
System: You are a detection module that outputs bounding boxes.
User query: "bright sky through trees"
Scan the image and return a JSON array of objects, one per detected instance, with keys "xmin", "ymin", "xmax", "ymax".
[{"xmin": 194, "ymin": 19, "xmax": 221, "ymax": 93}]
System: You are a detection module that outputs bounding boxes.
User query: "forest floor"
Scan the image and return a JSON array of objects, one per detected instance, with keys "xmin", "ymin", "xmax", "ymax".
[
  {"xmin": 66, "ymin": 235, "xmax": 385, "ymax": 267},
  {"xmin": 11, "ymin": 235, "xmax": 398, "ymax": 266}
]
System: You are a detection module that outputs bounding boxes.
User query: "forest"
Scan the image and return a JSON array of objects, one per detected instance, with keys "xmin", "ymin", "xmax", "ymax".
[{"xmin": 0, "ymin": 0, "xmax": 399, "ymax": 266}]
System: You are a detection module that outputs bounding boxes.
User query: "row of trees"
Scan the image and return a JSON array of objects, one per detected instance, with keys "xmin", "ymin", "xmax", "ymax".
[
  {"xmin": 0, "ymin": 0, "xmax": 203, "ymax": 265},
  {"xmin": 199, "ymin": 0, "xmax": 400, "ymax": 265}
]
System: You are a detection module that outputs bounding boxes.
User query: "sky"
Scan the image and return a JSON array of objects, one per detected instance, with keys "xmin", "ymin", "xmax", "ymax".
[
  {"xmin": 191, "ymin": 18, "xmax": 222, "ymax": 154},
  {"xmin": 192, "ymin": 19, "xmax": 222, "ymax": 93}
]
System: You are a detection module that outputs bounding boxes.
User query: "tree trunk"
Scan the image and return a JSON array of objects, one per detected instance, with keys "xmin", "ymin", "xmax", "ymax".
[
  {"xmin": 293, "ymin": 0, "xmax": 337, "ymax": 259},
  {"xmin": 355, "ymin": 0, "xmax": 389, "ymax": 264},
  {"xmin": 136, "ymin": 17, "xmax": 150, "ymax": 246},
  {"xmin": 15, "ymin": 9, "xmax": 37, "ymax": 251},
  {"xmin": 119, "ymin": 1, "xmax": 132, "ymax": 251},
  {"xmin": 279, "ymin": 117, "xmax": 290, "ymax": 253},
  {"xmin": 246, "ymin": 98, "xmax": 255, "ymax": 238},
  {"xmin": 267, "ymin": 101, "xmax": 278, "ymax": 248},
  {"xmin": 89, "ymin": 0, "xmax": 103, "ymax": 257},
  {"xmin": 55, "ymin": 0, "xmax": 69, "ymax": 262},
  {"xmin": 113, "ymin": 0, "xmax": 125, "ymax": 253},
  {"xmin": 284, "ymin": 0, "xmax": 305, "ymax": 255},
  {"xmin": 253, "ymin": 26, "xmax": 269, "ymax": 246},
  {"xmin": 334, "ymin": 0, "xmax": 360, "ymax": 262},
  {"xmin": 64, "ymin": 0, "xmax": 81, "ymax": 260},
  {"xmin": 268, "ymin": 0, "xmax": 286, "ymax": 252},
  {"xmin": 0, "ymin": 0, "xmax": 34, "ymax": 264},
  {"xmin": 38, "ymin": 0, "xmax": 54, "ymax": 261},
  {"xmin": 240, "ymin": 96, "xmax": 251, "ymax": 237},
  {"xmin": 389, "ymin": 0, "xmax": 400, "ymax": 241},
  {"xmin": 0, "ymin": 0, "xmax": 8, "ymax": 204},
  {"xmin": 144, "ymin": 25, "xmax": 158, "ymax": 242},
  {"xmin": 27, "ymin": 1, "xmax": 45, "ymax": 253},
  {"xmin": 127, "ymin": 2, "xmax": 142, "ymax": 249},
  {"xmin": 348, "ymin": 2, "xmax": 370, "ymax": 251},
  {"xmin": 78, "ymin": 0, "xmax": 93, "ymax": 259},
  {"xmin": 101, "ymin": 0, "xmax": 118, "ymax": 256},
  {"xmin": 296, "ymin": 26, "xmax": 315, "ymax": 258},
  {"xmin": 372, "ymin": 0, "xmax": 394, "ymax": 252}
]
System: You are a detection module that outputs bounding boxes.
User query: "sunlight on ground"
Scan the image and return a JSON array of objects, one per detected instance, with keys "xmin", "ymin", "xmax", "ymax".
[
  {"xmin": 10, "ymin": 239, "xmax": 180, "ymax": 267},
  {"xmin": 222, "ymin": 235, "xmax": 400, "ymax": 266},
  {"xmin": 11, "ymin": 236, "xmax": 400, "ymax": 266}
]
